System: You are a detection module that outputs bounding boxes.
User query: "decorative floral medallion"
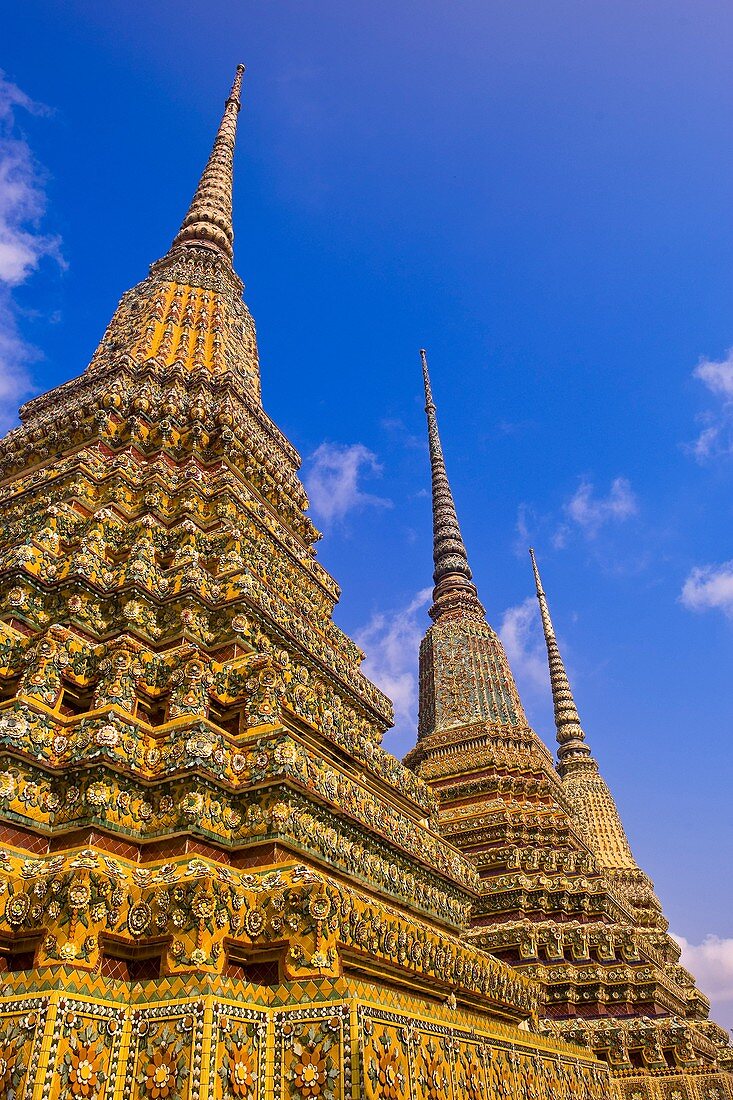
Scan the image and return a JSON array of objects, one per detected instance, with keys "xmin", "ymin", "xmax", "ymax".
[
  {"xmin": 458, "ymin": 1050, "xmax": 486, "ymax": 1100},
  {"xmin": 68, "ymin": 883, "xmax": 91, "ymax": 911},
  {"xmin": 293, "ymin": 1048, "xmax": 328, "ymax": 1098},
  {"xmin": 216, "ymin": 1013, "xmax": 263, "ymax": 1100},
  {"xmin": 227, "ymin": 1043, "xmax": 255, "ymax": 1098},
  {"xmin": 134, "ymin": 1021, "xmax": 188, "ymax": 1100},
  {"xmin": 243, "ymin": 907, "xmax": 264, "ymax": 938},
  {"xmin": 5, "ymin": 892, "xmax": 30, "ymax": 927},
  {"xmin": 283, "ymin": 1019, "xmax": 340, "ymax": 1100},
  {"xmin": 128, "ymin": 902, "xmax": 152, "ymax": 937},
  {"xmin": 57, "ymin": 1014, "xmax": 115, "ymax": 1100},
  {"xmin": 366, "ymin": 1031, "xmax": 408, "ymax": 1100},
  {"xmin": 417, "ymin": 1041, "xmax": 449, "ymax": 1100},
  {"xmin": 0, "ymin": 1042, "xmax": 21, "ymax": 1098},
  {"xmin": 67, "ymin": 1043, "xmax": 102, "ymax": 1097},
  {"xmin": 143, "ymin": 1048, "xmax": 178, "ymax": 1099}
]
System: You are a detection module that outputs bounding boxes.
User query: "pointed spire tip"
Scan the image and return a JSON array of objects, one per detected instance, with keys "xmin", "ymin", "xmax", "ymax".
[
  {"xmin": 420, "ymin": 348, "xmax": 434, "ymax": 407},
  {"xmin": 529, "ymin": 546, "xmax": 544, "ymax": 595},
  {"xmin": 170, "ymin": 65, "xmax": 245, "ymax": 261},
  {"xmin": 419, "ymin": 348, "xmax": 483, "ymax": 619},
  {"xmin": 229, "ymin": 64, "xmax": 246, "ymax": 105},
  {"xmin": 529, "ymin": 551, "xmax": 592, "ymax": 768}
]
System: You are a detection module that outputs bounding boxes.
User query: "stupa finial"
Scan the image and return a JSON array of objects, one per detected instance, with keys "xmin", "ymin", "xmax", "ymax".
[
  {"xmin": 171, "ymin": 64, "xmax": 245, "ymax": 261},
  {"xmin": 529, "ymin": 548, "xmax": 593, "ymax": 772},
  {"xmin": 420, "ymin": 349, "xmax": 484, "ymax": 621}
]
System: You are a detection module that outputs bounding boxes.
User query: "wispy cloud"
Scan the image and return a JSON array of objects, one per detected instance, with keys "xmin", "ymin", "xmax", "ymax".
[
  {"xmin": 514, "ymin": 502, "xmax": 535, "ymax": 557},
  {"xmin": 680, "ymin": 560, "xmax": 733, "ymax": 618},
  {"xmin": 514, "ymin": 501, "xmax": 571, "ymax": 555},
  {"xmin": 305, "ymin": 441, "xmax": 392, "ymax": 526},
  {"xmin": 496, "ymin": 418, "xmax": 534, "ymax": 437},
  {"xmin": 380, "ymin": 416, "xmax": 424, "ymax": 450},
  {"xmin": 518, "ymin": 479, "xmax": 640, "ymax": 558},
  {"xmin": 563, "ymin": 477, "xmax": 638, "ymax": 538},
  {"xmin": 688, "ymin": 348, "xmax": 733, "ymax": 461},
  {"xmin": 355, "ymin": 587, "xmax": 432, "ymax": 751},
  {"xmin": 499, "ymin": 596, "xmax": 549, "ymax": 693},
  {"xmin": 673, "ymin": 933, "xmax": 733, "ymax": 1031},
  {"xmin": 695, "ymin": 351, "xmax": 733, "ymax": 400},
  {"xmin": 0, "ymin": 69, "xmax": 63, "ymax": 430}
]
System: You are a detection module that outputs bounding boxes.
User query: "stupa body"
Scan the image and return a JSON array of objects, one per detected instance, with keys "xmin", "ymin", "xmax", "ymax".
[
  {"xmin": 405, "ymin": 352, "xmax": 733, "ymax": 1098},
  {"xmin": 0, "ymin": 69, "xmax": 612, "ymax": 1100}
]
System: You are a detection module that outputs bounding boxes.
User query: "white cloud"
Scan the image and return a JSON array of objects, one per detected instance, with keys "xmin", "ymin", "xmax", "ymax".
[
  {"xmin": 0, "ymin": 307, "xmax": 34, "ymax": 427},
  {"xmin": 305, "ymin": 441, "xmax": 392, "ymax": 525},
  {"xmin": 680, "ymin": 561, "xmax": 733, "ymax": 618},
  {"xmin": 513, "ymin": 502, "xmax": 535, "ymax": 557},
  {"xmin": 564, "ymin": 477, "xmax": 638, "ymax": 537},
  {"xmin": 499, "ymin": 596, "xmax": 549, "ymax": 693},
  {"xmin": 694, "ymin": 350, "xmax": 733, "ymax": 400},
  {"xmin": 515, "ymin": 502, "xmax": 570, "ymax": 554},
  {"xmin": 518, "ymin": 481, "xmax": 637, "ymax": 557},
  {"xmin": 0, "ymin": 71, "xmax": 45, "ymax": 125},
  {"xmin": 673, "ymin": 933, "xmax": 733, "ymax": 1030},
  {"xmin": 689, "ymin": 349, "xmax": 733, "ymax": 461},
  {"xmin": 690, "ymin": 423, "xmax": 721, "ymax": 462},
  {"xmin": 551, "ymin": 524, "xmax": 570, "ymax": 550},
  {"xmin": 355, "ymin": 587, "xmax": 432, "ymax": 751},
  {"xmin": 0, "ymin": 70, "xmax": 63, "ymax": 431}
]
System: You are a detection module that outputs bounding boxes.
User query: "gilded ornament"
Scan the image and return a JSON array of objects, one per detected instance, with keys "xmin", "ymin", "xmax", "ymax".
[{"xmin": 0, "ymin": 61, "xmax": 721, "ymax": 1100}]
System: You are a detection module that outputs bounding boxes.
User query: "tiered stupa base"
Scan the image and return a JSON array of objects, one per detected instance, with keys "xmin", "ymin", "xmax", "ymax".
[{"xmin": 0, "ymin": 839, "xmax": 609, "ymax": 1100}]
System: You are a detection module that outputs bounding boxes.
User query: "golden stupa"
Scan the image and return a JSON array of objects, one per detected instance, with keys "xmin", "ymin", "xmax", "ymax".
[{"xmin": 0, "ymin": 65, "xmax": 727, "ymax": 1100}]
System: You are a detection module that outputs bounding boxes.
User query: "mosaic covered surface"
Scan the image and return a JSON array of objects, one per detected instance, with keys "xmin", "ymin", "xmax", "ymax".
[
  {"xmin": 0, "ymin": 61, "xmax": 726, "ymax": 1100},
  {"xmin": 408, "ymin": 345, "xmax": 733, "ymax": 1094}
]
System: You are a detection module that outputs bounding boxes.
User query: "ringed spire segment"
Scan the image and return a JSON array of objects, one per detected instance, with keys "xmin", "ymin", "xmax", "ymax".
[
  {"xmin": 529, "ymin": 548, "xmax": 593, "ymax": 771},
  {"xmin": 171, "ymin": 63, "xmax": 245, "ymax": 261},
  {"xmin": 420, "ymin": 349, "xmax": 483, "ymax": 622}
]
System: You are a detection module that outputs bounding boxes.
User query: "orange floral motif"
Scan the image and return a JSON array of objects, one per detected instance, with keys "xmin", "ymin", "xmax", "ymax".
[
  {"xmin": 293, "ymin": 1048, "xmax": 327, "ymax": 1098},
  {"xmin": 228, "ymin": 1043, "xmax": 255, "ymax": 1098},
  {"xmin": 519, "ymin": 1058, "xmax": 540, "ymax": 1100},
  {"xmin": 376, "ymin": 1046, "xmax": 405, "ymax": 1100},
  {"xmin": 460, "ymin": 1057, "xmax": 485, "ymax": 1100},
  {"xmin": 68, "ymin": 1044, "xmax": 101, "ymax": 1097},
  {"xmin": 420, "ymin": 1051, "xmax": 448, "ymax": 1100},
  {"xmin": 486, "ymin": 1052, "xmax": 513, "ymax": 1098},
  {"xmin": 144, "ymin": 1048, "xmax": 177, "ymax": 1099},
  {"xmin": 0, "ymin": 1046, "xmax": 15, "ymax": 1096}
]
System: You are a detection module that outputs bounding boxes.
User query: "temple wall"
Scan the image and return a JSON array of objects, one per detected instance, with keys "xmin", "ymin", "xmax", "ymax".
[{"xmin": 0, "ymin": 975, "xmax": 610, "ymax": 1099}]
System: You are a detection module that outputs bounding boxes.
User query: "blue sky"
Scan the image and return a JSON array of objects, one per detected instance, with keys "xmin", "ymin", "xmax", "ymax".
[{"xmin": 3, "ymin": 2, "xmax": 733, "ymax": 1026}]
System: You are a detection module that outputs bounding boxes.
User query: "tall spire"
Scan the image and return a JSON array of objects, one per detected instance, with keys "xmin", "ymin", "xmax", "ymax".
[
  {"xmin": 420, "ymin": 349, "xmax": 484, "ymax": 621},
  {"xmin": 529, "ymin": 547, "xmax": 593, "ymax": 772},
  {"xmin": 171, "ymin": 64, "xmax": 245, "ymax": 261},
  {"xmin": 529, "ymin": 548, "xmax": 648, "ymax": 880}
]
